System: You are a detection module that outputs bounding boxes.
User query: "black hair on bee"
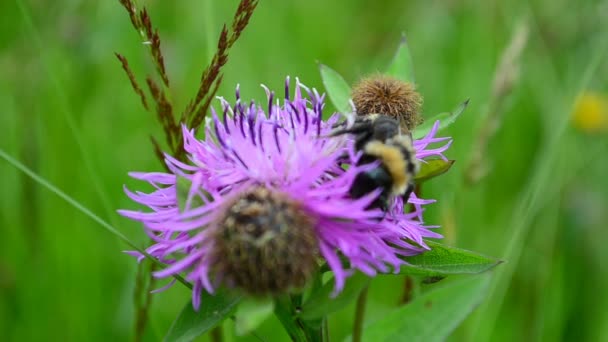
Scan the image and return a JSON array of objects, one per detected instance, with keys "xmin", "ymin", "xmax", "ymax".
[{"xmin": 330, "ymin": 114, "xmax": 419, "ymax": 213}]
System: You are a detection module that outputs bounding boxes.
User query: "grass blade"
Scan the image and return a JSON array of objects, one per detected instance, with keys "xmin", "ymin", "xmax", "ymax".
[{"xmin": 0, "ymin": 148, "xmax": 192, "ymax": 289}]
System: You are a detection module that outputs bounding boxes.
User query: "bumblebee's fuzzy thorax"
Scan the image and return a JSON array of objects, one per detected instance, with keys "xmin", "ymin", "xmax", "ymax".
[
  {"xmin": 211, "ymin": 187, "xmax": 318, "ymax": 296},
  {"xmin": 351, "ymin": 74, "xmax": 423, "ymax": 131},
  {"xmin": 329, "ymin": 112, "xmax": 420, "ymax": 212}
]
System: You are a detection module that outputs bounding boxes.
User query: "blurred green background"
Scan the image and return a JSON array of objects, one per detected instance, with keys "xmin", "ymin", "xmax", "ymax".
[{"xmin": 1, "ymin": 0, "xmax": 607, "ymax": 341}]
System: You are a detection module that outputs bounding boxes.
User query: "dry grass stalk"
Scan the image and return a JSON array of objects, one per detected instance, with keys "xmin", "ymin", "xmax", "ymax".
[
  {"xmin": 146, "ymin": 76, "xmax": 176, "ymax": 151},
  {"xmin": 115, "ymin": 0, "xmax": 258, "ymax": 164},
  {"xmin": 182, "ymin": 0, "xmax": 259, "ymax": 127},
  {"xmin": 115, "ymin": 53, "xmax": 149, "ymax": 111}
]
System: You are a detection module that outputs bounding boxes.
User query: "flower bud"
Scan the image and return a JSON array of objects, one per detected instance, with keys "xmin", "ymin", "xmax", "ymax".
[
  {"xmin": 352, "ymin": 74, "xmax": 423, "ymax": 131},
  {"xmin": 211, "ymin": 187, "xmax": 318, "ymax": 296}
]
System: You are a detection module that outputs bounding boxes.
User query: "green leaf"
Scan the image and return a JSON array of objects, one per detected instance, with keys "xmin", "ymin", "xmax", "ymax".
[
  {"xmin": 386, "ymin": 33, "xmax": 415, "ymax": 83},
  {"xmin": 234, "ymin": 297, "xmax": 275, "ymax": 336},
  {"xmin": 414, "ymin": 99, "xmax": 470, "ymax": 139},
  {"xmin": 164, "ymin": 290, "xmax": 242, "ymax": 342},
  {"xmin": 357, "ymin": 275, "xmax": 491, "ymax": 342},
  {"xmin": 400, "ymin": 241, "xmax": 502, "ymax": 277},
  {"xmin": 299, "ymin": 272, "xmax": 369, "ymax": 321},
  {"xmin": 415, "ymin": 159, "xmax": 455, "ymax": 183},
  {"xmin": 319, "ymin": 63, "xmax": 352, "ymax": 113},
  {"xmin": 176, "ymin": 175, "xmax": 205, "ymax": 213}
]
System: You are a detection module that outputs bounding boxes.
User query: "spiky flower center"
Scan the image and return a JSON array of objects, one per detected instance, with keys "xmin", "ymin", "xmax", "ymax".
[
  {"xmin": 212, "ymin": 187, "xmax": 318, "ymax": 296},
  {"xmin": 351, "ymin": 74, "xmax": 423, "ymax": 131}
]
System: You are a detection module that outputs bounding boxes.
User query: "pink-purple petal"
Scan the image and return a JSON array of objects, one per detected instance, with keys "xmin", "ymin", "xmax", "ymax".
[{"xmin": 119, "ymin": 78, "xmax": 453, "ymax": 308}]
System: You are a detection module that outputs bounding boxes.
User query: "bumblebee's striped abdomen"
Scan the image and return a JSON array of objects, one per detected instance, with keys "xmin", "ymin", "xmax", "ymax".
[{"xmin": 363, "ymin": 141, "xmax": 409, "ymax": 195}]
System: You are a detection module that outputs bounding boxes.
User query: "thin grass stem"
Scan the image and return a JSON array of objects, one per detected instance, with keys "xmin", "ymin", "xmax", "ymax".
[{"xmin": 0, "ymin": 148, "xmax": 192, "ymax": 289}]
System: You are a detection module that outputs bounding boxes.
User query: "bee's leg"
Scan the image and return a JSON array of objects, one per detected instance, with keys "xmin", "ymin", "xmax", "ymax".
[
  {"xmin": 331, "ymin": 121, "xmax": 344, "ymax": 128},
  {"xmin": 354, "ymin": 132, "xmax": 373, "ymax": 150},
  {"xmin": 328, "ymin": 122, "xmax": 373, "ymax": 137},
  {"xmin": 402, "ymin": 182, "xmax": 415, "ymax": 204},
  {"xmin": 379, "ymin": 202, "xmax": 389, "ymax": 221}
]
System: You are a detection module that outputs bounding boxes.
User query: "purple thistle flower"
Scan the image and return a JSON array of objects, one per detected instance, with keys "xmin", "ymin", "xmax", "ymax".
[{"xmin": 119, "ymin": 78, "xmax": 452, "ymax": 309}]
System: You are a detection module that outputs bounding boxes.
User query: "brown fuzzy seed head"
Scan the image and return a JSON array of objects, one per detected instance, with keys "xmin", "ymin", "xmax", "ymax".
[
  {"xmin": 211, "ymin": 187, "xmax": 318, "ymax": 296},
  {"xmin": 351, "ymin": 75, "xmax": 423, "ymax": 130}
]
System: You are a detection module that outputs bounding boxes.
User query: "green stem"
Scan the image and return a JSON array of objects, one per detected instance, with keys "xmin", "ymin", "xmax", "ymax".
[
  {"xmin": 274, "ymin": 296, "xmax": 309, "ymax": 342},
  {"xmin": 133, "ymin": 261, "xmax": 146, "ymax": 342},
  {"xmin": 352, "ymin": 285, "xmax": 369, "ymax": 342},
  {"xmin": 322, "ymin": 318, "xmax": 329, "ymax": 342},
  {"xmin": 399, "ymin": 275, "xmax": 414, "ymax": 304},
  {"xmin": 210, "ymin": 325, "xmax": 223, "ymax": 342},
  {"xmin": 399, "ymin": 184, "xmax": 421, "ymax": 305},
  {"xmin": 133, "ymin": 259, "xmax": 158, "ymax": 342}
]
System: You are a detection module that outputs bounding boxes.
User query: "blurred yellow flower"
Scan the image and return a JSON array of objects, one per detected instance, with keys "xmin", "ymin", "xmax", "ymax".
[{"xmin": 572, "ymin": 92, "xmax": 608, "ymax": 134}]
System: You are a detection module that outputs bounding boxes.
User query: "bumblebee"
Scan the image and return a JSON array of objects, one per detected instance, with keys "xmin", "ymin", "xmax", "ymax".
[{"xmin": 331, "ymin": 114, "xmax": 419, "ymax": 212}]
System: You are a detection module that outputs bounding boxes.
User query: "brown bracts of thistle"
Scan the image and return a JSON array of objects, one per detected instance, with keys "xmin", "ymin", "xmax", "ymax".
[
  {"xmin": 211, "ymin": 187, "xmax": 319, "ymax": 296},
  {"xmin": 115, "ymin": 0, "xmax": 259, "ymax": 164},
  {"xmin": 351, "ymin": 74, "xmax": 423, "ymax": 132}
]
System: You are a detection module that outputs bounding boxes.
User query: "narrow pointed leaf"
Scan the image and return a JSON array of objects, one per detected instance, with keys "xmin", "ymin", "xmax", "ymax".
[
  {"xmin": 357, "ymin": 275, "xmax": 491, "ymax": 342},
  {"xmin": 415, "ymin": 159, "xmax": 455, "ymax": 183},
  {"xmin": 164, "ymin": 290, "xmax": 242, "ymax": 342},
  {"xmin": 414, "ymin": 99, "xmax": 470, "ymax": 139},
  {"xmin": 386, "ymin": 33, "xmax": 415, "ymax": 83},
  {"xmin": 299, "ymin": 272, "xmax": 369, "ymax": 321},
  {"xmin": 319, "ymin": 63, "xmax": 352, "ymax": 113},
  {"xmin": 400, "ymin": 241, "xmax": 502, "ymax": 277},
  {"xmin": 235, "ymin": 297, "xmax": 275, "ymax": 336}
]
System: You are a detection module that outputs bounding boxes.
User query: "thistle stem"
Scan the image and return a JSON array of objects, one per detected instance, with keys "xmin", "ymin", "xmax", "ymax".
[
  {"xmin": 400, "ymin": 184, "xmax": 420, "ymax": 304},
  {"xmin": 133, "ymin": 260, "xmax": 157, "ymax": 342},
  {"xmin": 399, "ymin": 275, "xmax": 415, "ymax": 304},
  {"xmin": 210, "ymin": 326, "xmax": 223, "ymax": 342},
  {"xmin": 352, "ymin": 285, "xmax": 369, "ymax": 342}
]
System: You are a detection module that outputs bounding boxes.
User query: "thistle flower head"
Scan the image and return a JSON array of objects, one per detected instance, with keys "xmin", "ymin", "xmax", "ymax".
[
  {"xmin": 352, "ymin": 74, "xmax": 423, "ymax": 131},
  {"xmin": 210, "ymin": 186, "xmax": 318, "ymax": 295},
  {"xmin": 119, "ymin": 78, "xmax": 451, "ymax": 309}
]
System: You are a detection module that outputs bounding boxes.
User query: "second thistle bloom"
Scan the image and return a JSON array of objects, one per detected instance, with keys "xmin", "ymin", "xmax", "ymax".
[{"xmin": 120, "ymin": 78, "xmax": 451, "ymax": 308}]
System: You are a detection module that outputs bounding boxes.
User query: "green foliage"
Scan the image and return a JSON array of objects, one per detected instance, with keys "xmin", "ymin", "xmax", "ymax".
[
  {"xmin": 414, "ymin": 159, "xmax": 455, "ymax": 183},
  {"xmin": 413, "ymin": 99, "xmax": 470, "ymax": 139},
  {"xmin": 1, "ymin": 0, "xmax": 606, "ymax": 341},
  {"xmin": 319, "ymin": 64, "xmax": 353, "ymax": 114},
  {"xmin": 386, "ymin": 33, "xmax": 415, "ymax": 83},
  {"xmin": 234, "ymin": 297, "xmax": 275, "ymax": 336},
  {"xmin": 401, "ymin": 241, "xmax": 502, "ymax": 277},
  {"xmin": 299, "ymin": 273, "xmax": 370, "ymax": 321},
  {"xmin": 164, "ymin": 291, "xmax": 241, "ymax": 342},
  {"xmin": 357, "ymin": 275, "xmax": 491, "ymax": 342},
  {"xmin": 274, "ymin": 296, "xmax": 310, "ymax": 342}
]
